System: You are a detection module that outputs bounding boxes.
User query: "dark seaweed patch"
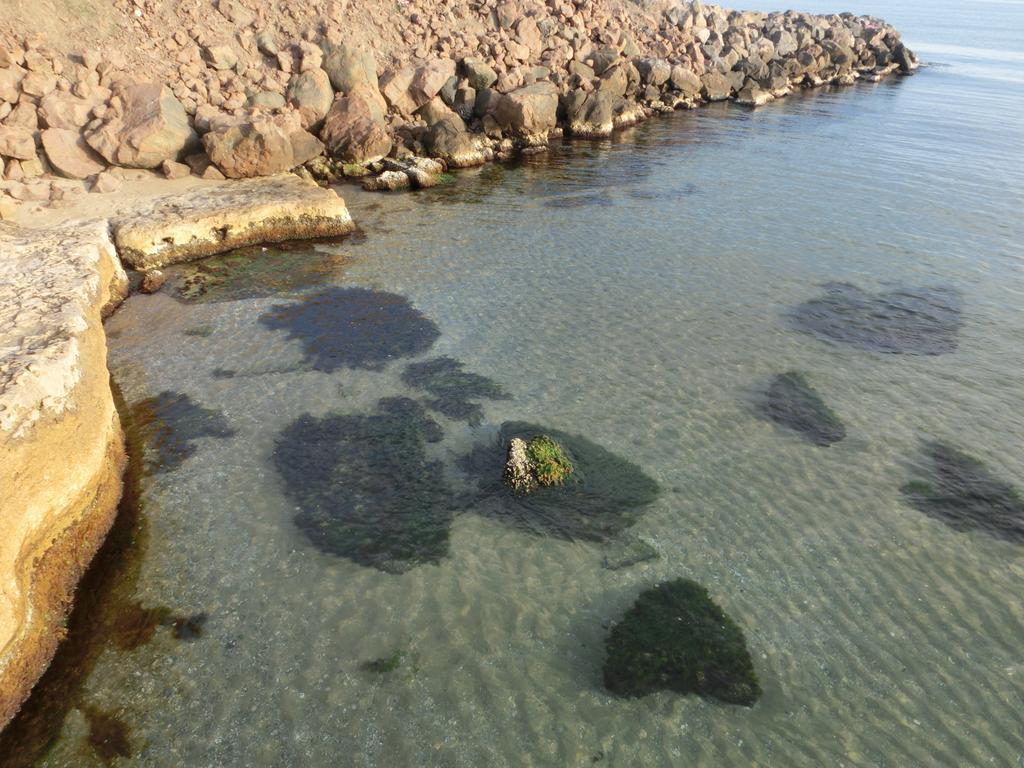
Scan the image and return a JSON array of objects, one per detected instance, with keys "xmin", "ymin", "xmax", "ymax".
[
  {"xmin": 401, "ymin": 356, "xmax": 511, "ymax": 425},
  {"xmin": 542, "ymin": 192, "xmax": 614, "ymax": 209},
  {"xmin": 171, "ymin": 613, "xmax": 207, "ymax": 641},
  {"xmin": 902, "ymin": 442, "xmax": 1024, "ymax": 542},
  {"xmin": 259, "ymin": 287, "xmax": 440, "ymax": 373},
  {"xmin": 462, "ymin": 422, "xmax": 660, "ymax": 542},
  {"xmin": 603, "ymin": 579, "xmax": 761, "ymax": 706},
  {"xmin": 758, "ymin": 371, "xmax": 846, "ymax": 446},
  {"xmin": 131, "ymin": 392, "xmax": 236, "ymax": 474},
  {"xmin": 273, "ymin": 397, "xmax": 453, "ymax": 572},
  {"xmin": 82, "ymin": 705, "xmax": 132, "ymax": 764},
  {"xmin": 171, "ymin": 239, "xmax": 350, "ymax": 304},
  {"xmin": 792, "ymin": 282, "xmax": 963, "ymax": 355}
]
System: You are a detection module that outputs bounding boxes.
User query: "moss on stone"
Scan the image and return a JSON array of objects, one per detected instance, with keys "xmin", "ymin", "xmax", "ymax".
[
  {"xmin": 525, "ymin": 435, "xmax": 574, "ymax": 486},
  {"xmin": 603, "ymin": 579, "xmax": 761, "ymax": 706}
]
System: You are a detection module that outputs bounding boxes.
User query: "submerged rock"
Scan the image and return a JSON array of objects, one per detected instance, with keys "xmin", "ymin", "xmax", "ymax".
[
  {"xmin": 759, "ymin": 371, "xmax": 846, "ymax": 446},
  {"xmin": 401, "ymin": 356, "xmax": 510, "ymax": 424},
  {"xmin": 902, "ymin": 442, "xmax": 1024, "ymax": 543},
  {"xmin": 131, "ymin": 391, "xmax": 235, "ymax": 475},
  {"xmin": 259, "ymin": 287, "xmax": 440, "ymax": 372},
  {"xmin": 172, "ymin": 239, "xmax": 349, "ymax": 304},
  {"xmin": 602, "ymin": 535, "xmax": 659, "ymax": 571},
  {"xmin": 463, "ymin": 422, "xmax": 660, "ymax": 542},
  {"xmin": 273, "ymin": 397, "xmax": 453, "ymax": 573},
  {"xmin": 603, "ymin": 579, "xmax": 761, "ymax": 706},
  {"xmin": 792, "ymin": 283, "xmax": 963, "ymax": 355}
]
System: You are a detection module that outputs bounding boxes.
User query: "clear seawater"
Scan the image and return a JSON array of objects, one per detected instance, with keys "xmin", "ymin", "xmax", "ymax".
[{"xmin": 13, "ymin": 1, "xmax": 1024, "ymax": 765}]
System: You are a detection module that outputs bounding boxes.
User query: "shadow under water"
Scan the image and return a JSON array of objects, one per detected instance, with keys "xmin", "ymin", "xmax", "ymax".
[
  {"xmin": 131, "ymin": 391, "xmax": 236, "ymax": 475},
  {"xmin": 902, "ymin": 441, "xmax": 1024, "ymax": 542},
  {"xmin": 401, "ymin": 356, "xmax": 511, "ymax": 425},
  {"xmin": 791, "ymin": 282, "xmax": 963, "ymax": 355},
  {"xmin": 169, "ymin": 238, "xmax": 352, "ymax": 304},
  {"xmin": 461, "ymin": 422, "xmax": 660, "ymax": 542},
  {"xmin": 273, "ymin": 397, "xmax": 455, "ymax": 573},
  {"xmin": 757, "ymin": 371, "xmax": 846, "ymax": 446},
  {"xmin": 259, "ymin": 287, "xmax": 441, "ymax": 373}
]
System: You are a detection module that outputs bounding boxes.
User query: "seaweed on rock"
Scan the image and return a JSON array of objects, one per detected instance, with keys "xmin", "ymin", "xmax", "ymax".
[
  {"xmin": 401, "ymin": 356, "xmax": 510, "ymax": 425},
  {"xmin": 902, "ymin": 441, "xmax": 1024, "ymax": 542},
  {"xmin": 259, "ymin": 287, "xmax": 441, "ymax": 373},
  {"xmin": 759, "ymin": 371, "xmax": 846, "ymax": 446},
  {"xmin": 463, "ymin": 422, "xmax": 660, "ymax": 542},
  {"xmin": 130, "ymin": 391, "xmax": 236, "ymax": 474},
  {"xmin": 603, "ymin": 579, "xmax": 761, "ymax": 706},
  {"xmin": 792, "ymin": 282, "xmax": 963, "ymax": 355},
  {"xmin": 273, "ymin": 397, "xmax": 453, "ymax": 573}
]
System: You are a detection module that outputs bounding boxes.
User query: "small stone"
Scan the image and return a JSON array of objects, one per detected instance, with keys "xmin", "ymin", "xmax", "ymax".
[
  {"xmin": 89, "ymin": 170, "xmax": 122, "ymax": 193},
  {"xmin": 161, "ymin": 160, "xmax": 191, "ymax": 179},
  {"xmin": 140, "ymin": 270, "xmax": 167, "ymax": 294}
]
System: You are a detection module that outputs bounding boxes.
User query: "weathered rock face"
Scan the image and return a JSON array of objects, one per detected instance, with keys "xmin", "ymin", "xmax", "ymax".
[
  {"xmin": 322, "ymin": 38, "xmax": 378, "ymax": 93},
  {"xmin": 319, "ymin": 84, "xmax": 391, "ymax": 164},
  {"xmin": 422, "ymin": 116, "xmax": 487, "ymax": 167},
  {"xmin": 0, "ymin": 220, "xmax": 128, "ymax": 727},
  {"xmin": 85, "ymin": 83, "xmax": 197, "ymax": 169},
  {"xmin": 285, "ymin": 68, "xmax": 335, "ymax": 130},
  {"xmin": 40, "ymin": 128, "xmax": 107, "ymax": 180},
  {"xmin": 111, "ymin": 174, "xmax": 355, "ymax": 269},
  {"xmin": 563, "ymin": 90, "xmax": 614, "ymax": 138},
  {"xmin": 0, "ymin": 127, "xmax": 36, "ymax": 161},
  {"xmin": 203, "ymin": 111, "xmax": 324, "ymax": 179},
  {"xmin": 491, "ymin": 82, "xmax": 559, "ymax": 142}
]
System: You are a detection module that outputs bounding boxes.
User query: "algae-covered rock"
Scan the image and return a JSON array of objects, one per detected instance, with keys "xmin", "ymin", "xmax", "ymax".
[
  {"xmin": 401, "ymin": 356, "xmax": 509, "ymax": 425},
  {"xmin": 260, "ymin": 287, "xmax": 440, "ymax": 373},
  {"xmin": 759, "ymin": 371, "xmax": 846, "ymax": 446},
  {"xmin": 463, "ymin": 422, "xmax": 660, "ymax": 541},
  {"xmin": 902, "ymin": 441, "xmax": 1024, "ymax": 542},
  {"xmin": 502, "ymin": 434, "xmax": 573, "ymax": 494},
  {"xmin": 273, "ymin": 397, "xmax": 453, "ymax": 573},
  {"xmin": 792, "ymin": 282, "xmax": 963, "ymax": 355},
  {"xmin": 603, "ymin": 579, "xmax": 761, "ymax": 706}
]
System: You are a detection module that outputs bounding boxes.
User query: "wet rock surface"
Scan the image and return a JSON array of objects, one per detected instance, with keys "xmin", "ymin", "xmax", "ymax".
[
  {"xmin": 463, "ymin": 422, "xmax": 660, "ymax": 542},
  {"xmin": 603, "ymin": 579, "xmax": 761, "ymax": 706},
  {"xmin": 273, "ymin": 397, "xmax": 453, "ymax": 573},
  {"xmin": 401, "ymin": 356, "xmax": 510, "ymax": 425},
  {"xmin": 792, "ymin": 283, "xmax": 963, "ymax": 355},
  {"xmin": 259, "ymin": 287, "xmax": 440, "ymax": 373},
  {"xmin": 759, "ymin": 371, "xmax": 846, "ymax": 446},
  {"xmin": 902, "ymin": 442, "xmax": 1024, "ymax": 543}
]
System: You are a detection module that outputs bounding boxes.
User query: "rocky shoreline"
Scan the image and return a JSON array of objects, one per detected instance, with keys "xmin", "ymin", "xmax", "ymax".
[
  {"xmin": 0, "ymin": 1, "xmax": 916, "ymax": 217},
  {"xmin": 0, "ymin": 0, "xmax": 917, "ymax": 732}
]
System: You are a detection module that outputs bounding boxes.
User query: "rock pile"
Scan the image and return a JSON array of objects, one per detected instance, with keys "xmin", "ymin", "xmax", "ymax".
[{"xmin": 0, "ymin": 0, "xmax": 918, "ymax": 210}]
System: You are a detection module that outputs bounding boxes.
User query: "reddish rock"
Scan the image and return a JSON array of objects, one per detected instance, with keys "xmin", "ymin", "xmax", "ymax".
[
  {"xmin": 0, "ymin": 127, "xmax": 36, "ymax": 160},
  {"xmin": 86, "ymin": 83, "xmax": 197, "ymax": 169},
  {"xmin": 40, "ymin": 128, "xmax": 107, "ymax": 179},
  {"xmin": 203, "ymin": 110, "xmax": 324, "ymax": 178},
  {"xmin": 319, "ymin": 83, "xmax": 391, "ymax": 164}
]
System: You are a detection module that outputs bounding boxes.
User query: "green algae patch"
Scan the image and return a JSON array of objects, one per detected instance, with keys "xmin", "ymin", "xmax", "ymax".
[
  {"xmin": 603, "ymin": 580, "xmax": 761, "ymax": 706},
  {"xmin": 464, "ymin": 422, "xmax": 660, "ymax": 542},
  {"xmin": 525, "ymin": 435, "xmax": 574, "ymax": 486},
  {"xmin": 902, "ymin": 441, "xmax": 1024, "ymax": 542},
  {"xmin": 792, "ymin": 282, "xmax": 963, "ymax": 356},
  {"xmin": 273, "ymin": 397, "xmax": 453, "ymax": 573},
  {"xmin": 170, "ymin": 239, "xmax": 351, "ymax": 304},
  {"xmin": 260, "ymin": 287, "xmax": 440, "ymax": 373},
  {"xmin": 759, "ymin": 371, "xmax": 846, "ymax": 446},
  {"xmin": 401, "ymin": 356, "xmax": 511, "ymax": 425},
  {"xmin": 131, "ymin": 391, "xmax": 236, "ymax": 475}
]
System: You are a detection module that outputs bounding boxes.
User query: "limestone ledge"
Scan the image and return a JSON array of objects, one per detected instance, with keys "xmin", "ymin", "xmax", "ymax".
[
  {"xmin": 112, "ymin": 174, "xmax": 356, "ymax": 270},
  {"xmin": 0, "ymin": 174, "xmax": 356, "ymax": 729}
]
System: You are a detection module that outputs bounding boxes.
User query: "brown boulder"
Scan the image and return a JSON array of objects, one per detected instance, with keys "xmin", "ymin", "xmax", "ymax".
[
  {"xmin": 491, "ymin": 82, "xmax": 559, "ymax": 141},
  {"xmin": 86, "ymin": 83, "xmax": 197, "ymax": 169},
  {"xmin": 410, "ymin": 60, "xmax": 457, "ymax": 109},
  {"xmin": 0, "ymin": 127, "xmax": 36, "ymax": 161},
  {"xmin": 319, "ymin": 84, "xmax": 391, "ymax": 164},
  {"xmin": 203, "ymin": 111, "xmax": 324, "ymax": 179},
  {"xmin": 41, "ymin": 128, "xmax": 107, "ymax": 179}
]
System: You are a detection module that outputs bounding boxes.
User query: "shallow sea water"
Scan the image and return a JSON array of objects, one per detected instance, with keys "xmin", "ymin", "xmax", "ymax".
[{"xmin": 16, "ymin": 1, "xmax": 1024, "ymax": 765}]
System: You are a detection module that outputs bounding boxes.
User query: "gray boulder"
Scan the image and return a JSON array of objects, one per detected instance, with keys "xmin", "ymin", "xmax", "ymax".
[
  {"xmin": 322, "ymin": 39, "xmax": 377, "ymax": 93},
  {"xmin": 286, "ymin": 68, "xmax": 334, "ymax": 129}
]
